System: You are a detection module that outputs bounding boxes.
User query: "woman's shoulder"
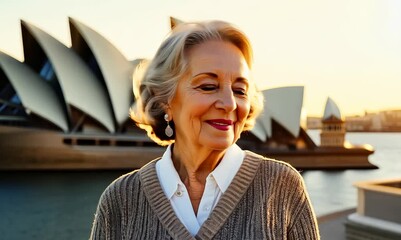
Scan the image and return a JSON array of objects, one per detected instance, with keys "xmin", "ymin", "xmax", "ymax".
[
  {"xmin": 243, "ymin": 151, "xmax": 307, "ymax": 198},
  {"xmin": 244, "ymin": 150, "xmax": 302, "ymax": 179},
  {"xmin": 101, "ymin": 160, "xmax": 158, "ymax": 197},
  {"xmin": 101, "ymin": 170, "xmax": 140, "ymax": 197}
]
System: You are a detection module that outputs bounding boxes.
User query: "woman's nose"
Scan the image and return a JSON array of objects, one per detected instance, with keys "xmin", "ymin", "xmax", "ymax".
[{"xmin": 215, "ymin": 88, "xmax": 237, "ymax": 112}]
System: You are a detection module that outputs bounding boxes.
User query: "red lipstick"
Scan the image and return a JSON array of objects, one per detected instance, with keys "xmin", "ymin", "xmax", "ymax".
[{"xmin": 206, "ymin": 119, "xmax": 234, "ymax": 131}]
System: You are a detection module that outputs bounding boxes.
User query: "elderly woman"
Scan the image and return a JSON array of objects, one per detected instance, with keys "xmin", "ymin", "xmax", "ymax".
[{"xmin": 90, "ymin": 20, "xmax": 319, "ymax": 239}]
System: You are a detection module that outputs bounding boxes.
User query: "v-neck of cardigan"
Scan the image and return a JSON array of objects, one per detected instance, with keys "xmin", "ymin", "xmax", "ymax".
[{"xmin": 139, "ymin": 151, "xmax": 262, "ymax": 240}]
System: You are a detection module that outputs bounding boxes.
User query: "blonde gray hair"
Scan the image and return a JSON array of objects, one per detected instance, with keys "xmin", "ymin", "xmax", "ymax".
[{"xmin": 130, "ymin": 20, "xmax": 263, "ymax": 146}]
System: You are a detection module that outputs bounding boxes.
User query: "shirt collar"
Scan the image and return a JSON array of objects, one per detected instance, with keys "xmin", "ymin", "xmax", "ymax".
[
  {"xmin": 210, "ymin": 144, "xmax": 244, "ymax": 193},
  {"xmin": 156, "ymin": 145, "xmax": 183, "ymax": 199},
  {"xmin": 156, "ymin": 144, "xmax": 245, "ymax": 198}
]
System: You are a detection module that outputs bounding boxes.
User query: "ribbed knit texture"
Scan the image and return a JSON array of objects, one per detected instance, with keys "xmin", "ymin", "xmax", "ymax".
[{"xmin": 90, "ymin": 151, "xmax": 320, "ymax": 239}]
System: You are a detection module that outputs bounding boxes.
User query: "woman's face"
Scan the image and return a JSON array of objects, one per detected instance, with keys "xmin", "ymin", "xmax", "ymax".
[{"xmin": 169, "ymin": 40, "xmax": 251, "ymax": 151}]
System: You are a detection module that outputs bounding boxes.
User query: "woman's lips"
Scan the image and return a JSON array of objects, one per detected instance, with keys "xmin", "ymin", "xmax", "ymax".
[{"xmin": 206, "ymin": 119, "xmax": 234, "ymax": 131}]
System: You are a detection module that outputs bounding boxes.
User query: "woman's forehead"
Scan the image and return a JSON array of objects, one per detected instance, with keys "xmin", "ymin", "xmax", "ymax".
[{"xmin": 186, "ymin": 40, "xmax": 250, "ymax": 77}]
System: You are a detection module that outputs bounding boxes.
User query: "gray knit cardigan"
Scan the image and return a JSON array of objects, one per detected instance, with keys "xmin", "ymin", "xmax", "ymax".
[{"xmin": 90, "ymin": 151, "xmax": 320, "ymax": 239}]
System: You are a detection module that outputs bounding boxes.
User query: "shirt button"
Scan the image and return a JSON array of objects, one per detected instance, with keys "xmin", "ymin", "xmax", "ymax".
[
  {"xmin": 204, "ymin": 207, "xmax": 210, "ymax": 211},
  {"xmin": 175, "ymin": 190, "xmax": 183, "ymax": 197}
]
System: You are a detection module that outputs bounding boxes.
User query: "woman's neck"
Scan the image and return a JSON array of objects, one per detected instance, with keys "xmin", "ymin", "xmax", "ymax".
[
  {"xmin": 171, "ymin": 142, "xmax": 226, "ymax": 214},
  {"xmin": 172, "ymin": 143, "xmax": 225, "ymax": 182}
]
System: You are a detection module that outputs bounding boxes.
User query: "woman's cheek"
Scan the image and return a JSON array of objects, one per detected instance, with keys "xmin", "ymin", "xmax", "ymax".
[{"xmin": 239, "ymin": 101, "xmax": 251, "ymax": 122}]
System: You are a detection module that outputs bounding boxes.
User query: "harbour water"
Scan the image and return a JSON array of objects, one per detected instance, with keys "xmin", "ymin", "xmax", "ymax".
[
  {"xmin": 304, "ymin": 130, "xmax": 401, "ymax": 216},
  {"xmin": 1, "ymin": 131, "xmax": 400, "ymax": 239}
]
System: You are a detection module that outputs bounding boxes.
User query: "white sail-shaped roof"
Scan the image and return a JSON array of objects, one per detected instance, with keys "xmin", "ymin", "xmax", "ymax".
[
  {"xmin": 250, "ymin": 110, "xmax": 272, "ymax": 141},
  {"xmin": 21, "ymin": 20, "xmax": 115, "ymax": 132},
  {"xmin": 0, "ymin": 52, "xmax": 69, "ymax": 131},
  {"xmin": 251, "ymin": 86, "xmax": 304, "ymax": 141},
  {"xmin": 265, "ymin": 86, "xmax": 304, "ymax": 137},
  {"xmin": 323, "ymin": 97, "xmax": 342, "ymax": 120},
  {"xmin": 69, "ymin": 18, "xmax": 134, "ymax": 128}
]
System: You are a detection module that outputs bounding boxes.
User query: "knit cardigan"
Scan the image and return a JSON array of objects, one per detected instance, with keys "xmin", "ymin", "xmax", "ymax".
[{"xmin": 90, "ymin": 151, "xmax": 320, "ymax": 239}]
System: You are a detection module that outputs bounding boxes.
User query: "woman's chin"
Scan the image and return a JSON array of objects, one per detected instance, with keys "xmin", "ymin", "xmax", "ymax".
[{"xmin": 200, "ymin": 137, "xmax": 236, "ymax": 151}]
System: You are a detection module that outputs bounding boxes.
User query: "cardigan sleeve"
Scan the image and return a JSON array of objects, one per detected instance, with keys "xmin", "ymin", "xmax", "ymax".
[
  {"xmin": 89, "ymin": 202, "xmax": 107, "ymax": 240},
  {"xmin": 287, "ymin": 170, "xmax": 320, "ymax": 240},
  {"xmin": 287, "ymin": 200, "xmax": 320, "ymax": 239},
  {"xmin": 89, "ymin": 178, "xmax": 124, "ymax": 240}
]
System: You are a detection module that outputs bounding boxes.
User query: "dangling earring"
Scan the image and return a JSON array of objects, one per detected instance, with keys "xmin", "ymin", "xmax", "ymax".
[{"xmin": 164, "ymin": 113, "xmax": 173, "ymax": 137}]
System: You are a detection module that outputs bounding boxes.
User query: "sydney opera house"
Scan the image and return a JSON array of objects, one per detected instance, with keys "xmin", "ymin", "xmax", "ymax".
[{"xmin": 0, "ymin": 18, "xmax": 374, "ymax": 170}]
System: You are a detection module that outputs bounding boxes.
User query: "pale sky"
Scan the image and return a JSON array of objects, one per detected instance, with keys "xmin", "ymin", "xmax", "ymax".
[{"xmin": 1, "ymin": 0, "xmax": 400, "ymax": 116}]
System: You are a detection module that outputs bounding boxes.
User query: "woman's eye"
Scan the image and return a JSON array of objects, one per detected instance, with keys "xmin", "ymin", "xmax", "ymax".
[
  {"xmin": 198, "ymin": 85, "xmax": 218, "ymax": 91},
  {"xmin": 233, "ymin": 88, "xmax": 247, "ymax": 96}
]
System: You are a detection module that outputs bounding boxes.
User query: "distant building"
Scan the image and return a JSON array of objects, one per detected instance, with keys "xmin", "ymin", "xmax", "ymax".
[
  {"xmin": 320, "ymin": 97, "xmax": 345, "ymax": 147},
  {"xmin": 381, "ymin": 110, "xmax": 401, "ymax": 131},
  {"xmin": 345, "ymin": 115, "xmax": 371, "ymax": 132},
  {"xmin": 345, "ymin": 110, "xmax": 401, "ymax": 132},
  {"xmin": 369, "ymin": 113, "xmax": 383, "ymax": 131}
]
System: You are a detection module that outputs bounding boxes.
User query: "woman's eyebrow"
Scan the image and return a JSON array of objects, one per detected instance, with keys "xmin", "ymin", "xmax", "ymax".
[
  {"xmin": 235, "ymin": 77, "xmax": 250, "ymax": 86},
  {"xmin": 192, "ymin": 72, "xmax": 219, "ymax": 79}
]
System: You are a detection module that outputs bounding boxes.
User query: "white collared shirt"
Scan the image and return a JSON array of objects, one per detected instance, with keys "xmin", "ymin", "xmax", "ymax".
[{"xmin": 155, "ymin": 144, "xmax": 245, "ymax": 236}]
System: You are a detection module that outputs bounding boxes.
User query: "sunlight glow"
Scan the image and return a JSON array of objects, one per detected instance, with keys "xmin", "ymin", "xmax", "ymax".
[{"xmin": 0, "ymin": 0, "xmax": 400, "ymax": 116}]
